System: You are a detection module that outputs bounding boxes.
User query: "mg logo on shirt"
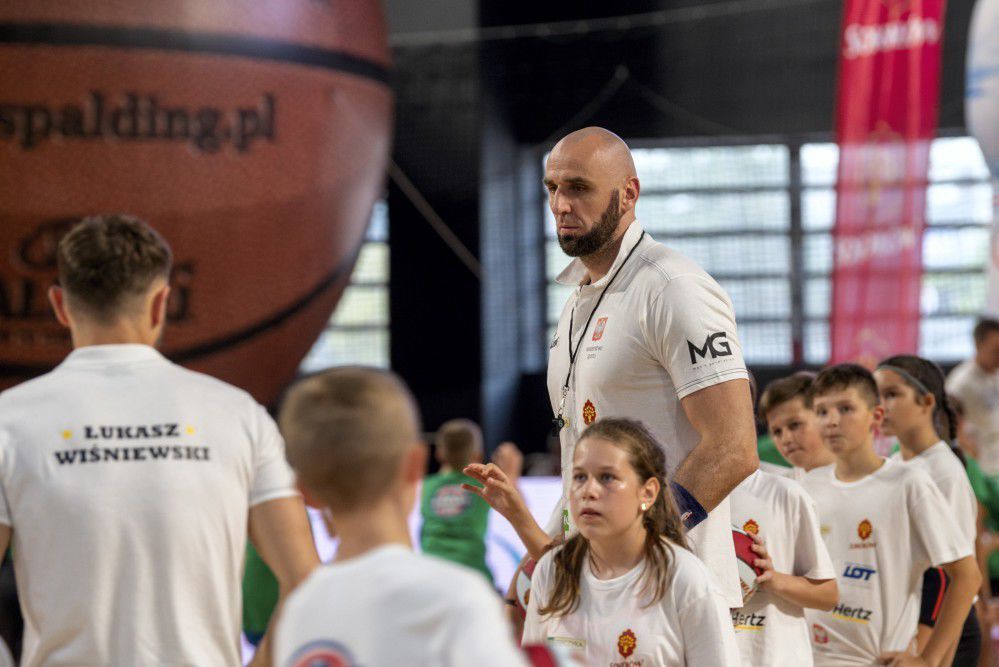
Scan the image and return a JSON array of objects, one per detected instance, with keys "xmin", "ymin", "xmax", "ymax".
[
  {"xmin": 687, "ymin": 332, "xmax": 732, "ymax": 364},
  {"xmin": 842, "ymin": 563, "xmax": 877, "ymax": 584}
]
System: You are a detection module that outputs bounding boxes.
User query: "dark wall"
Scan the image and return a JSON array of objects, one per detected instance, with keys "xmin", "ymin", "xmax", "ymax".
[{"xmin": 388, "ymin": 43, "xmax": 483, "ymax": 434}]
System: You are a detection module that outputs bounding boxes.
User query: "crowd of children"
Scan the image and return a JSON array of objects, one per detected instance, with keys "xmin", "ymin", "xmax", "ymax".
[{"xmin": 265, "ymin": 356, "xmax": 988, "ymax": 666}]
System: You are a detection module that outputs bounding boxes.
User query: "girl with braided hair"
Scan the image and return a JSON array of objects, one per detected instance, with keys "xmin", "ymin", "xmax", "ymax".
[
  {"xmin": 521, "ymin": 418, "xmax": 739, "ymax": 665},
  {"xmin": 874, "ymin": 355, "xmax": 981, "ymax": 666}
]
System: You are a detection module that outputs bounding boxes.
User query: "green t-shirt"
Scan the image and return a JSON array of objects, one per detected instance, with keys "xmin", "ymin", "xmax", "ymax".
[{"xmin": 420, "ymin": 470, "xmax": 492, "ymax": 582}]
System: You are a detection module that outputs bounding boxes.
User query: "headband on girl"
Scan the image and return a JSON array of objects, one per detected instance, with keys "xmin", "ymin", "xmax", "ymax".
[{"xmin": 876, "ymin": 364, "xmax": 933, "ymax": 397}]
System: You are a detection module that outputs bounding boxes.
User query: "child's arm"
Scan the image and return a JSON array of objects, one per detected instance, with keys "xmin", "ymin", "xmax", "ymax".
[
  {"xmin": 880, "ymin": 555, "xmax": 980, "ymax": 667},
  {"xmin": 750, "ymin": 532, "xmax": 838, "ymax": 610},
  {"xmin": 462, "ymin": 462, "xmax": 553, "ymax": 560}
]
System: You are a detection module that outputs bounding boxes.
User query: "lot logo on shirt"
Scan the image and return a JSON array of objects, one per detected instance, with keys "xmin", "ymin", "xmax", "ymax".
[
  {"xmin": 592, "ymin": 317, "xmax": 608, "ymax": 341},
  {"xmin": 812, "ymin": 623, "xmax": 829, "ymax": 645},
  {"xmin": 617, "ymin": 629, "xmax": 637, "ymax": 658},
  {"xmin": 687, "ymin": 332, "xmax": 732, "ymax": 365},
  {"xmin": 742, "ymin": 519, "xmax": 759, "ymax": 535},
  {"xmin": 430, "ymin": 484, "xmax": 471, "ymax": 517},
  {"xmin": 289, "ymin": 639, "xmax": 355, "ymax": 667},
  {"xmin": 832, "ymin": 603, "xmax": 873, "ymax": 624},
  {"xmin": 842, "ymin": 562, "xmax": 877, "ymax": 585},
  {"xmin": 582, "ymin": 400, "xmax": 597, "ymax": 425}
]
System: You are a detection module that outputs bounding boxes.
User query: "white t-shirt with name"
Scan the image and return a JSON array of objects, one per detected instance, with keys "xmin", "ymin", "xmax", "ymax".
[
  {"xmin": 947, "ymin": 359, "xmax": 999, "ymax": 474},
  {"xmin": 801, "ymin": 460, "xmax": 972, "ymax": 666},
  {"xmin": 0, "ymin": 345, "xmax": 296, "ymax": 667},
  {"xmin": 523, "ymin": 540, "xmax": 740, "ymax": 666},
  {"xmin": 547, "ymin": 220, "xmax": 749, "ymax": 606},
  {"xmin": 274, "ymin": 544, "xmax": 527, "ymax": 667},
  {"xmin": 729, "ymin": 470, "xmax": 836, "ymax": 667}
]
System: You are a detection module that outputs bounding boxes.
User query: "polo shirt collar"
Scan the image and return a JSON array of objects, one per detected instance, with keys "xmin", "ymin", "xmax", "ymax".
[
  {"xmin": 62, "ymin": 344, "xmax": 166, "ymax": 367},
  {"xmin": 554, "ymin": 220, "xmax": 645, "ymax": 287}
]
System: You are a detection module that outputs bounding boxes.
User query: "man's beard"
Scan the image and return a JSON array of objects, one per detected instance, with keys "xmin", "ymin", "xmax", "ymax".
[{"xmin": 557, "ymin": 191, "xmax": 622, "ymax": 258}]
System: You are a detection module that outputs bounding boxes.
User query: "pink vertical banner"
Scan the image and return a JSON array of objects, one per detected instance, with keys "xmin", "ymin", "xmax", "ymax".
[{"xmin": 830, "ymin": 0, "xmax": 946, "ymax": 365}]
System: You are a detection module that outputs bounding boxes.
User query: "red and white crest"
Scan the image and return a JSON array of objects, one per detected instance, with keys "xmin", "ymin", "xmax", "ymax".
[{"xmin": 591, "ymin": 317, "xmax": 608, "ymax": 341}]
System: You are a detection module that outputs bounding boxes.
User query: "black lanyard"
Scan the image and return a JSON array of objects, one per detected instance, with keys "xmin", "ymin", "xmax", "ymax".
[{"xmin": 553, "ymin": 231, "xmax": 646, "ymax": 433}]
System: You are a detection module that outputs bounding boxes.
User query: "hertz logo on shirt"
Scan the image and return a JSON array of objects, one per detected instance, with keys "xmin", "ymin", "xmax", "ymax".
[
  {"xmin": 832, "ymin": 603, "xmax": 873, "ymax": 624},
  {"xmin": 687, "ymin": 332, "xmax": 732, "ymax": 365},
  {"xmin": 731, "ymin": 610, "xmax": 766, "ymax": 630}
]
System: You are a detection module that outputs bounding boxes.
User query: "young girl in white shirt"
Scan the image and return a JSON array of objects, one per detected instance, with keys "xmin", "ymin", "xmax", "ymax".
[
  {"xmin": 521, "ymin": 418, "xmax": 739, "ymax": 666},
  {"xmin": 874, "ymin": 355, "xmax": 981, "ymax": 666}
]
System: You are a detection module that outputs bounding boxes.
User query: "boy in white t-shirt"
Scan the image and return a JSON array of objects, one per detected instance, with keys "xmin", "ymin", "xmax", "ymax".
[
  {"xmin": 273, "ymin": 367, "xmax": 528, "ymax": 667},
  {"xmin": 758, "ymin": 372, "xmax": 836, "ymax": 482},
  {"xmin": 0, "ymin": 216, "xmax": 319, "ymax": 667},
  {"xmin": 801, "ymin": 364, "xmax": 979, "ymax": 667},
  {"xmin": 729, "ymin": 469, "xmax": 837, "ymax": 666}
]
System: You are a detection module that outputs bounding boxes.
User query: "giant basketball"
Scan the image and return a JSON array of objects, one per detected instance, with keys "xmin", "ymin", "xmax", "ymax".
[{"xmin": 0, "ymin": 2, "xmax": 393, "ymax": 404}]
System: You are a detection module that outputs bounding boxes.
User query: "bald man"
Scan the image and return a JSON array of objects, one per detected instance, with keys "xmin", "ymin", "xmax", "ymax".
[{"xmin": 473, "ymin": 128, "xmax": 758, "ymax": 608}]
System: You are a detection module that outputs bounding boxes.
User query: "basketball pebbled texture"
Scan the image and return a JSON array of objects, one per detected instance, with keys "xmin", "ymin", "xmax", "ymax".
[{"xmin": 0, "ymin": 2, "xmax": 393, "ymax": 405}]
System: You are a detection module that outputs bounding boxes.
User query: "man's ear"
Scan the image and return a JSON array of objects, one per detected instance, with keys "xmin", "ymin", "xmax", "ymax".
[
  {"xmin": 48, "ymin": 285, "xmax": 72, "ymax": 328},
  {"xmin": 621, "ymin": 176, "xmax": 640, "ymax": 214},
  {"xmin": 870, "ymin": 404, "xmax": 885, "ymax": 431},
  {"xmin": 150, "ymin": 284, "xmax": 171, "ymax": 330}
]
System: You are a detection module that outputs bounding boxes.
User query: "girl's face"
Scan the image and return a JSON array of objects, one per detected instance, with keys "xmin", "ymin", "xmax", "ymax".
[
  {"xmin": 569, "ymin": 436, "xmax": 657, "ymax": 542},
  {"xmin": 874, "ymin": 368, "xmax": 932, "ymax": 438}
]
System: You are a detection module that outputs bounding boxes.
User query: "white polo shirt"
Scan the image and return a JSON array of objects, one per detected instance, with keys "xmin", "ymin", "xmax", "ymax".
[
  {"xmin": 801, "ymin": 460, "xmax": 971, "ymax": 666},
  {"xmin": 275, "ymin": 544, "xmax": 527, "ymax": 667},
  {"xmin": 946, "ymin": 359, "xmax": 999, "ymax": 474},
  {"xmin": 0, "ymin": 345, "xmax": 297, "ymax": 667},
  {"xmin": 729, "ymin": 470, "xmax": 836, "ymax": 667},
  {"xmin": 547, "ymin": 220, "xmax": 749, "ymax": 606}
]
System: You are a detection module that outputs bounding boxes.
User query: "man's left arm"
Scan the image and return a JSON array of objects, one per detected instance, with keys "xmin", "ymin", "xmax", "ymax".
[
  {"xmin": 672, "ymin": 378, "xmax": 758, "ymax": 513},
  {"xmin": 246, "ymin": 495, "xmax": 320, "ymax": 666}
]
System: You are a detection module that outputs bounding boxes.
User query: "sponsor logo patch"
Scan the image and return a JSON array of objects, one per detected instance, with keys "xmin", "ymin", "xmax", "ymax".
[
  {"xmin": 850, "ymin": 519, "xmax": 876, "ymax": 549},
  {"xmin": 732, "ymin": 610, "xmax": 766, "ymax": 630},
  {"xmin": 832, "ymin": 602, "xmax": 873, "ymax": 624},
  {"xmin": 687, "ymin": 332, "xmax": 733, "ymax": 364},
  {"xmin": 842, "ymin": 562, "xmax": 876, "ymax": 584},
  {"xmin": 592, "ymin": 316, "xmax": 608, "ymax": 341}
]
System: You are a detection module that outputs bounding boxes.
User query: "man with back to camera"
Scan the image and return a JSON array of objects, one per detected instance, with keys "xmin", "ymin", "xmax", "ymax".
[
  {"xmin": 947, "ymin": 318, "xmax": 999, "ymax": 477},
  {"xmin": 0, "ymin": 215, "xmax": 319, "ymax": 666},
  {"xmin": 465, "ymin": 127, "xmax": 758, "ymax": 608}
]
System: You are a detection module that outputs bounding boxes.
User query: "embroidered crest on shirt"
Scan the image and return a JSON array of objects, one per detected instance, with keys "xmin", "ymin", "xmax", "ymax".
[
  {"xmin": 742, "ymin": 519, "xmax": 759, "ymax": 535},
  {"xmin": 617, "ymin": 629, "xmax": 637, "ymax": 658},
  {"xmin": 812, "ymin": 624, "xmax": 829, "ymax": 645},
  {"xmin": 582, "ymin": 400, "xmax": 597, "ymax": 425},
  {"xmin": 857, "ymin": 519, "xmax": 872, "ymax": 540},
  {"xmin": 591, "ymin": 316, "xmax": 608, "ymax": 341}
]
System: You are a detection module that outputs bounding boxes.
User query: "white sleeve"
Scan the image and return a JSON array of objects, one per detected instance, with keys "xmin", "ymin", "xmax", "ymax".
[
  {"xmin": 679, "ymin": 591, "xmax": 742, "ymax": 666},
  {"xmin": 248, "ymin": 403, "xmax": 297, "ymax": 507},
  {"xmin": 641, "ymin": 274, "xmax": 748, "ymax": 400},
  {"xmin": 792, "ymin": 488, "xmax": 837, "ymax": 580},
  {"xmin": 444, "ymin": 577, "xmax": 528, "ymax": 667},
  {"xmin": 937, "ymin": 472, "xmax": 979, "ymax": 552},
  {"xmin": 522, "ymin": 555, "xmax": 552, "ymax": 645},
  {"xmin": 908, "ymin": 470, "xmax": 974, "ymax": 567}
]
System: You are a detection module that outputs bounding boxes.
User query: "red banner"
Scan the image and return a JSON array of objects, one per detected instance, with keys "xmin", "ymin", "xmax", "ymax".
[{"xmin": 830, "ymin": 0, "xmax": 946, "ymax": 365}]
